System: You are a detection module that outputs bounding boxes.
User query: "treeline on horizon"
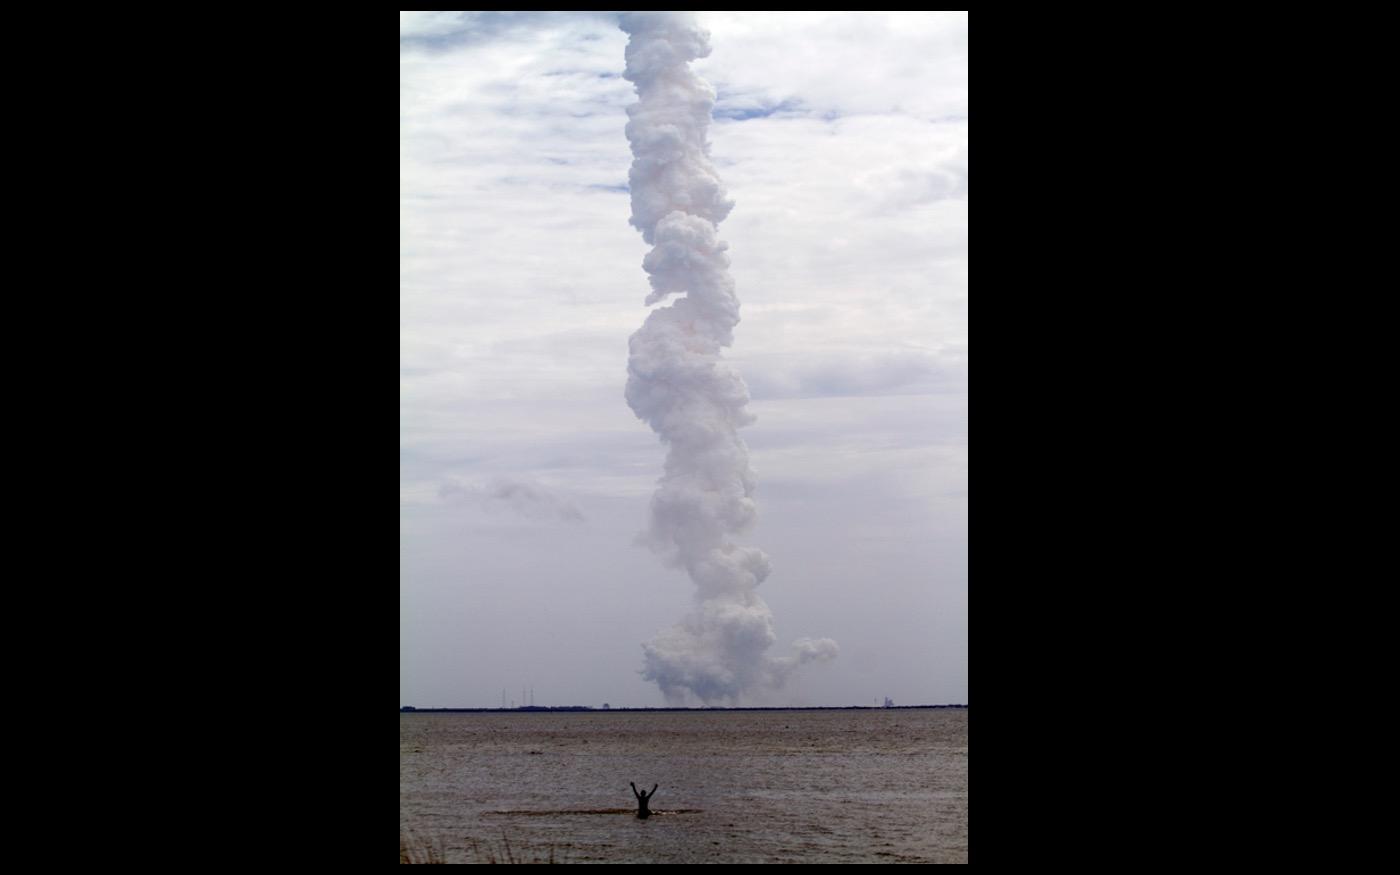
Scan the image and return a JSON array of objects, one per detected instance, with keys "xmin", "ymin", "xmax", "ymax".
[{"xmin": 400, "ymin": 704, "xmax": 968, "ymax": 713}]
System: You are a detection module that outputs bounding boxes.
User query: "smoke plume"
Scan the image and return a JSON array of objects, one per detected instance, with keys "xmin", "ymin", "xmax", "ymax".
[{"xmin": 619, "ymin": 12, "xmax": 836, "ymax": 704}]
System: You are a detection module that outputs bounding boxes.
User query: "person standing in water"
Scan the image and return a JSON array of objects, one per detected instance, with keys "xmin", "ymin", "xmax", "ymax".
[{"xmin": 631, "ymin": 782, "xmax": 658, "ymax": 819}]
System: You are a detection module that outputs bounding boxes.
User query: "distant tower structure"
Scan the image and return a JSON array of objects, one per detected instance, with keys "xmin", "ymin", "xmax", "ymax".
[
  {"xmin": 884, "ymin": 697, "xmax": 894, "ymax": 708},
  {"xmin": 603, "ymin": 703, "xmax": 611, "ymax": 710}
]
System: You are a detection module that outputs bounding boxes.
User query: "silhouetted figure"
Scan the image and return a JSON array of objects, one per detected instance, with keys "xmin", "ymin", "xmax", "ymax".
[{"xmin": 631, "ymin": 782, "xmax": 658, "ymax": 819}]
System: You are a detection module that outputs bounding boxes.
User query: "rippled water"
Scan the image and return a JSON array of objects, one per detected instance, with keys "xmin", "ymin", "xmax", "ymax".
[{"xmin": 399, "ymin": 708, "xmax": 967, "ymax": 863}]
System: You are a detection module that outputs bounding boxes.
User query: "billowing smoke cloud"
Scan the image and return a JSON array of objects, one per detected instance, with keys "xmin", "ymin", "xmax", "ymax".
[{"xmin": 619, "ymin": 12, "xmax": 836, "ymax": 705}]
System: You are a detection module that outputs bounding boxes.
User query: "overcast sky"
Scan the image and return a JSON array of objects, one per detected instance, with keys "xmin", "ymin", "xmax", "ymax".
[{"xmin": 400, "ymin": 11, "xmax": 967, "ymax": 708}]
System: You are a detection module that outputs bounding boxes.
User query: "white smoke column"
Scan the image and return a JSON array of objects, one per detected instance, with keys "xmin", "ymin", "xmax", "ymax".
[{"xmin": 619, "ymin": 12, "xmax": 836, "ymax": 704}]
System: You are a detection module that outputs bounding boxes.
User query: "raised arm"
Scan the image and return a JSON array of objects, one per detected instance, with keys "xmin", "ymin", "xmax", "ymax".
[
  {"xmin": 631, "ymin": 782, "xmax": 640, "ymax": 799},
  {"xmin": 650, "ymin": 784, "xmax": 658, "ymax": 796}
]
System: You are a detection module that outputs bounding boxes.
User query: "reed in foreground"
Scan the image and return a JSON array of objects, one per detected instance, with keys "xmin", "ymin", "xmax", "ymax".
[{"xmin": 400, "ymin": 831, "xmax": 560, "ymax": 864}]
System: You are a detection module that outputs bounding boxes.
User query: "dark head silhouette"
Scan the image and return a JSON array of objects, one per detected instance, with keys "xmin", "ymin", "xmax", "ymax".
[{"xmin": 630, "ymin": 782, "xmax": 659, "ymax": 819}]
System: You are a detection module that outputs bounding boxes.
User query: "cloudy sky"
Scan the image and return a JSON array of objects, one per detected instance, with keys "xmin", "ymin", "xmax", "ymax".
[{"xmin": 400, "ymin": 11, "xmax": 967, "ymax": 708}]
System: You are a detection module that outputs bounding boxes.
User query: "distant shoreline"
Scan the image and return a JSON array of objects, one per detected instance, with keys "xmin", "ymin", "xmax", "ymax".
[{"xmin": 400, "ymin": 705, "xmax": 967, "ymax": 713}]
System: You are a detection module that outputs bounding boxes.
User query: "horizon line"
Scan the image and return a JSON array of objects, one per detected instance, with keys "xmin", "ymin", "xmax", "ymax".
[{"xmin": 400, "ymin": 704, "xmax": 968, "ymax": 713}]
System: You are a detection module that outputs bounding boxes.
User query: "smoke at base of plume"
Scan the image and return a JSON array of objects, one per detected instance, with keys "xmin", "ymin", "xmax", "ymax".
[{"xmin": 620, "ymin": 12, "xmax": 836, "ymax": 705}]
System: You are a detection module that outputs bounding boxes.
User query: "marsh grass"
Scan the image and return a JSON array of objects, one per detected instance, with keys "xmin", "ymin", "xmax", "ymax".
[
  {"xmin": 399, "ymin": 832, "xmax": 445, "ymax": 864},
  {"xmin": 401, "ymin": 830, "xmax": 561, "ymax": 864}
]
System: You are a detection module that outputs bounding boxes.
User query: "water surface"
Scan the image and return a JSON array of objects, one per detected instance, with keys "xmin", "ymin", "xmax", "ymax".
[{"xmin": 399, "ymin": 708, "xmax": 967, "ymax": 863}]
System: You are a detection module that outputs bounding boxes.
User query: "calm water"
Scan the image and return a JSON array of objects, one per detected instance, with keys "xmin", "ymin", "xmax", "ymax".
[{"xmin": 399, "ymin": 708, "xmax": 967, "ymax": 863}]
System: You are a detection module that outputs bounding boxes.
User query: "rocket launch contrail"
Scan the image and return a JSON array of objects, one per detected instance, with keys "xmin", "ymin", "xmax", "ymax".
[{"xmin": 619, "ymin": 12, "xmax": 837, "ymax": 704}]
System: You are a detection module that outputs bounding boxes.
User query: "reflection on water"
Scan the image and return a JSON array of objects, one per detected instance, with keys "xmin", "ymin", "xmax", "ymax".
[
  {"xmin": 400, "ymin": 708, "xmax": 968, "ymax": 864},
  {"xmin": 484, "ymin": 808, "xmax": 702, "ymax": 817}
]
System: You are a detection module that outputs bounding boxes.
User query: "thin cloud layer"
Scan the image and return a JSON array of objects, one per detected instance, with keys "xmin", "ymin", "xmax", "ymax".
[{"xmin": 440, "ymin": 477, "xmax": 585, "ymax": 523}]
